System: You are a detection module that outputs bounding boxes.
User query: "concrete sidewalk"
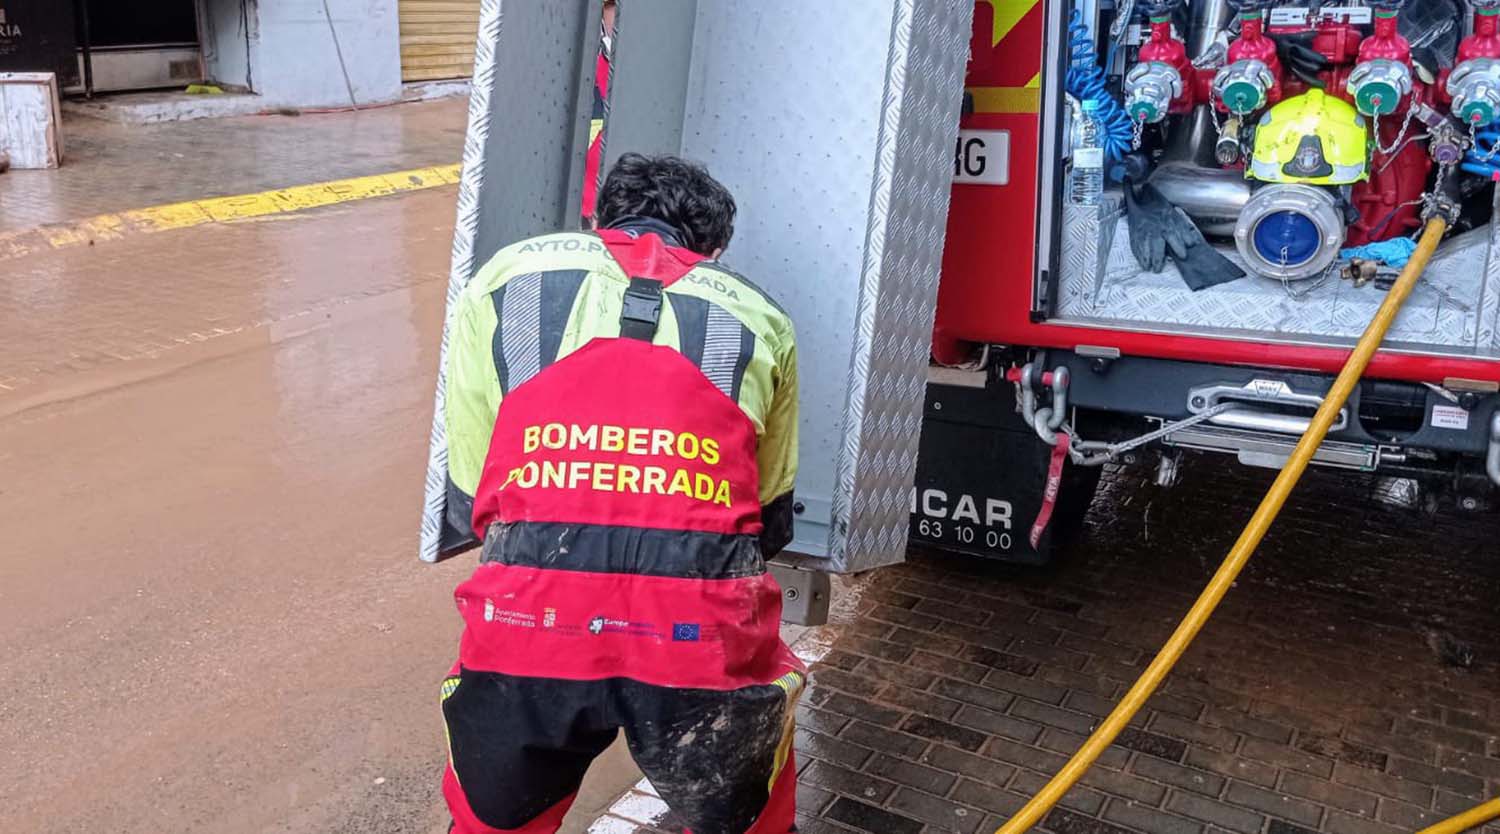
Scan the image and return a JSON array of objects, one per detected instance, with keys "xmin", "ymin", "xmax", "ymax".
[{"xmin": 0, "ymin": 97, "xmax": 467, "ymax": 233}]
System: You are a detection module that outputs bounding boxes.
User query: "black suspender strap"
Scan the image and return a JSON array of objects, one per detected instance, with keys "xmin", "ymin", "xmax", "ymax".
[{"xmin": 619, "ymin": 277, "xmax": 664, "ymax": 341}]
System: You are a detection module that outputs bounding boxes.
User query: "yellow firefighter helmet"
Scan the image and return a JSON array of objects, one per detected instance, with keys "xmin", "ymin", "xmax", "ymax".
[{"xmin": 1247, "ymin": 89, "xmax": 1369, "ymax": 185}]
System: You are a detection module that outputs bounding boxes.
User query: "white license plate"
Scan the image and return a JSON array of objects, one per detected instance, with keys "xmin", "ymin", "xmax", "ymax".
[
  {"xmin": 1268, "ymin": 6, "xmax": 1371, "ymax": 26},
  {"xmin": 953, "ymin": 129, "xmax": 1010, "ymax": 186}
]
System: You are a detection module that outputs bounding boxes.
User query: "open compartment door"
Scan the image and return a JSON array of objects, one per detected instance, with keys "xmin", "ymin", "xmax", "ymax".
[{"xmin": 417, "ymin": 0, "xmax": 974, "ymax": 575}]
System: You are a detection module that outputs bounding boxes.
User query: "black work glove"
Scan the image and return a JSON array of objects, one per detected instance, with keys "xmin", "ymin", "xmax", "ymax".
[
  {"xmin": 1271, "ymin": 32, "xmax": 1332, "ymax": 88},
  {"xmin": 1126, "ymin": 182, "xmax": 1245, "ymax": 289},
  {"xmin": 1124, "ymin": 181, "xmax": 1173, "ymax": 273},
  {"xmin": 1162, "ymin": 207, "xmax": 1246, "ymax": 291}
]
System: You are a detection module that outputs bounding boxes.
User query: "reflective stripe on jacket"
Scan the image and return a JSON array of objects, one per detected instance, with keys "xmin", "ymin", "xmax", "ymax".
[{"xmin": 441, "ymin": 224, "xmax": 799, "ymax": 560}]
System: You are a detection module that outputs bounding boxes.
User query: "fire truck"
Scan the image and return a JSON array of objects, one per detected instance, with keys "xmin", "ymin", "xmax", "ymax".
[
  {"xmin": 924, "ymin": 0, "xmax": 1500, "ymax": 566},
  {"xmin": 419, "ymin": 0, "xmax": 1500, "ymax": 617}
]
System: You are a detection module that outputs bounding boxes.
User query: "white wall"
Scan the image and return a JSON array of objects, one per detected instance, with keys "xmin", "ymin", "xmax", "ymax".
[
  {"xmin": 202, "ymin": 0, "xmax": 402, "ymax": 108},
  {"xmin": 200, "ymin": 0, "xmax": 257, "ymax": 91}
]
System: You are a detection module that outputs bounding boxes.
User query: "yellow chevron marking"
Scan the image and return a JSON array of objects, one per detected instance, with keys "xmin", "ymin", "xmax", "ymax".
[
  {"xmin": 1026, "ymin": 72, "xmax": 1041, "ymax": 88},
  {"xmin": 969, "ymin": 86, "xmax": 1042, "ymax": 114},
  {"xmin": 0, "ymin": 163, "xmax": 462, "ymax": 262},
  {"xmin": 987, "ymin": 0, "xmax": 1041, "ymax": 47}
]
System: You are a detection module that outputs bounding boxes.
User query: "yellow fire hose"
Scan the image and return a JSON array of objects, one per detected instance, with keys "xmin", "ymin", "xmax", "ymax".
[
  {"xmin": 1415, "ymin": 799, "xmax": 1500, "ymax": 834},
  {"xmin": 996, "ymin": 218, "xmax": 1497, "ymax": 834}
]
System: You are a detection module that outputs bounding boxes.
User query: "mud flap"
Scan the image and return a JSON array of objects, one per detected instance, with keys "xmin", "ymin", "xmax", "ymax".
[{"xmin": 909, "ymin": 379, "xmax": 1102, "ymax": 565}]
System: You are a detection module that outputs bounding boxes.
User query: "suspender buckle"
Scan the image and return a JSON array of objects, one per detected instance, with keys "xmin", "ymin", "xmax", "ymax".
[{"xmin": 620, "ymin": 277, "xmax": 664, "ymax": 341}]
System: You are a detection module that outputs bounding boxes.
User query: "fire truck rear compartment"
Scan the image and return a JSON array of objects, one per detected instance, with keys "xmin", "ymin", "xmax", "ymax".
[
  {"xmin": 1051, "ymin": 197, "xmax": 1500, "ymax": 359},
  {"xmin": 974, "ymin": 0, "xmax": 1500, "ymax": 362}
]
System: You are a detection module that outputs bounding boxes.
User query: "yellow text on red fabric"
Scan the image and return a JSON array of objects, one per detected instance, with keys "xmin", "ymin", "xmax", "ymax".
[{"xmin": 502, "ymin": 423, "xmax": 732, "ymax": 507}]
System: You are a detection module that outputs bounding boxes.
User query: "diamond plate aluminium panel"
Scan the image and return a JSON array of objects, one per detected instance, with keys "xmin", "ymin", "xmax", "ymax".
[
  {"xmin": 1057, "ymin": 199, "xmax": 1107, "ymax": 316},
  {"xmin": 417, "ymin": 0, "xmax": 603, "ymax": 563},
  {"xmin": 677, "ymin": 0, "xmax": 973, "ymax": 573},
  {"xmin": 1476, "ymin": 187, "xmax": 1500, "ymax": 352},
  {"xmin": 678, "ymin": 2, "xmax": 893, "ymax": 569},
  {"xmin": 828, "ymin": 0, "xmax": 977, "ymax": 574},
  {"xmin": 597, "ymin": 0, "xmax": 700, "ymax": 181}
]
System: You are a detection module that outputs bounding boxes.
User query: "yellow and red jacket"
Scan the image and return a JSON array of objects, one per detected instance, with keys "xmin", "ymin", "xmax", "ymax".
[{"xmin": 441, "ymin": 220, "xmax": 801, "ymax": 689}]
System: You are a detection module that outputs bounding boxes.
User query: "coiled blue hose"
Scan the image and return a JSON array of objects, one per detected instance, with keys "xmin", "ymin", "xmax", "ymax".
[{"xmin": 1066, "ymin": 8, "xmax": 1134, "ymax": 167}]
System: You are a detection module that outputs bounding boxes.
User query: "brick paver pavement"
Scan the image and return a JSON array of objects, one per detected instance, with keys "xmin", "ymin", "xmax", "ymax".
[
  {"xmin": 605, "ymin": 462, "xmax": 1500, "ymax": 834},
  {"xmin": 794, "ymin": 461, "xmax": 1500, "ymax": 834},
  {"xmin": 0, "ymin": 97, "xmax": 467, "ymax": 232}
]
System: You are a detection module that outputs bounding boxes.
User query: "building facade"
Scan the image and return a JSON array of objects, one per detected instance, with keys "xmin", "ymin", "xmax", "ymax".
[{"xmin": 0, "ymin": 0, "xmax": 482, "ymax": 109}]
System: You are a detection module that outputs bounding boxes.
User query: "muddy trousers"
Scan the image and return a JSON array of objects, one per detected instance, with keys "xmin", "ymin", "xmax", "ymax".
[{"xmin": 441, "ymin": 668, "xmax": 801, "ymax": 834}]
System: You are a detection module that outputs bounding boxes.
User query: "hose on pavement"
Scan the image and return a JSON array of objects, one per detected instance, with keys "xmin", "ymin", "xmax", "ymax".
[
  {"xmin": 994, "ymin": 217, "xmax": 1454, "ymax": 834},
  {"xmin": 1414, "ymin": 799, "xmax": 1500, "ymax": 834}
]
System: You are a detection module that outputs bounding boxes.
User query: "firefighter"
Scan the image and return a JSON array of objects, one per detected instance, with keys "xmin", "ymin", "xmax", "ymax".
[
  {"xmin": 439, "ymin": 152, "xmax": 803, "ymax": 834},
  {"xmin": 582, "ymin": 0, "xmax": 615, "ymax": 226}
]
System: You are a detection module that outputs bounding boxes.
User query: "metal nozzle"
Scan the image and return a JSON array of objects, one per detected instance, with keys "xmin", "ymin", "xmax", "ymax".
[{"xmin": 1215, "ymin": 117, "xmax": 1243, "ymax": 165}]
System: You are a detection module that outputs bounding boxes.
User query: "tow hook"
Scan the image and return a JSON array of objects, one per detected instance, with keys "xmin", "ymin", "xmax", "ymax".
[
  {"xmin": 1009, "ymin": 363, "xmax": 1070, "ymax": 445},
  {"xmin": 1488, "ymin": 413, "xmax": 1500, "ymax": 488}
]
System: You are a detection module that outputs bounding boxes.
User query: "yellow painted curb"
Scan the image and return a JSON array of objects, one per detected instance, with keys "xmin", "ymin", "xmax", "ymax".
[{"xmin": 0, "ymin": 163, "xmax": 461, "ymax": 262}]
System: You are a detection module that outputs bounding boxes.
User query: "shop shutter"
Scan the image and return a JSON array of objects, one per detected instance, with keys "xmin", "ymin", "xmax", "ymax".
[{"xmin": 399, "ymin": 0, "xmax": 481, "ymax": 81}]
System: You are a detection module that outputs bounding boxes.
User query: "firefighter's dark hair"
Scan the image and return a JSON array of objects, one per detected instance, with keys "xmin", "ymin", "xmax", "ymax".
[{"xmin": 596, "ymin": 153, "xmax": 736, "ymax": 255}]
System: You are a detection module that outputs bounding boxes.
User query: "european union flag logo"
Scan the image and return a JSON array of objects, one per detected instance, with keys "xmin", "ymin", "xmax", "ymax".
[{"xmin": 672, "ymin": 623, "xmax": 701, "ymax": 642}]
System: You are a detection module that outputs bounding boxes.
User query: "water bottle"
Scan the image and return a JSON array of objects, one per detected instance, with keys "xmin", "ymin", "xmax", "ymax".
[{"xmin": 1070, "ymin": 99, "xmax": 1104, "ymax": 207}]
